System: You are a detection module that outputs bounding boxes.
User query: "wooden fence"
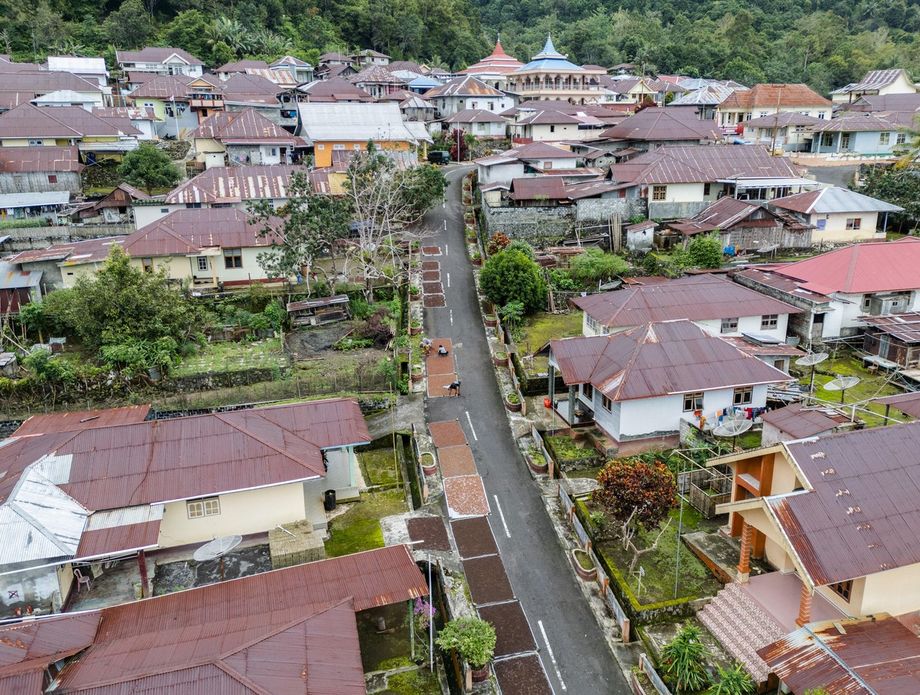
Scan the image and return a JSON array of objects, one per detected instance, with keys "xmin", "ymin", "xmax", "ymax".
[
  {"xmin": 410, "ymin": 423, "xmax": 430, "ymax": 505},
  {"xmin": 677, "ymin": 467, "xmax": 732, "ymax": 519}
]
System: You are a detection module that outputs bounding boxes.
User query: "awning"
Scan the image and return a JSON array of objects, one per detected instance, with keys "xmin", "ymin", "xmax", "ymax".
[{"xmin": 718, "ymin": 177, "xmax": 817, "ymax": 188}]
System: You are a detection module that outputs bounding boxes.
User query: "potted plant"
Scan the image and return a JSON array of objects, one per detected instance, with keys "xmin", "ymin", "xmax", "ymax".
[
  {"xmin": 471, "ymin": 251, "xmax": 482, "ymax": 266},
  {"xmin": 571, "ymin": 548, "xmax": 597, "ymax": 581},
  {"xmin": 526, "ymin": 447, "xmax": 548, "ymax": 474},
  {"xmin": 409, "ymin": 319, "xmax": 422, "ymax": 336},
  {"xmin": 409, "ymin": 284, "xmax": 421, "ymax": 299},
  {"xmin": 436, "ymin": 617, "xmax": 496, "ymax": 683},
  {"xmin": 492, "ymin": 350, "xmax": 508, "ymax": 367},
  {"xmin": 484, "ymin": 313, "xmax": 497, "ymax": 328},
  {"xmin": 411, "ymin": 364, "xmax": 424, "ymax": 383},
  {"xmin": 466, "ymin": 226, "xmax": 477, "ymax": 242},
  {"xmin": 505, "ymin": 391, "xmax": 522, "ymax": 412},
  {"xmin": 420, "ymin": 451, "xmax": 438, "ymax": 476}
]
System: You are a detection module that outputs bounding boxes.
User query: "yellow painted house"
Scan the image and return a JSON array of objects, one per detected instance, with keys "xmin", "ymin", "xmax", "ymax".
[
  {"xmin": 0, "ymin": 104, "xmax": 141, "ymax": 160},
  {"xmin": 297, "ymin": 102, "xmax": 430, "ymax": 168}
]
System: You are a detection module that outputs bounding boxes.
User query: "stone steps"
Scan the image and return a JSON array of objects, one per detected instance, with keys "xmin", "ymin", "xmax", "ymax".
[{"xmin": 698, "ymin": 582, "xmax": 785, "ymax": 683}]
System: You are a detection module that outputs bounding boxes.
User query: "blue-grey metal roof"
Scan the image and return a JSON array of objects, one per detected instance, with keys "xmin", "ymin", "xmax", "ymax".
[{"xmin": 517, "ymin": 35, "xmax": 585, "ymax": 72}]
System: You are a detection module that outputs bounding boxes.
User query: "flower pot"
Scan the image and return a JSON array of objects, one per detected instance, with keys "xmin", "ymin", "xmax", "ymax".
[
  {"xmin": 409, "ymin": 324, "xmax": 422, "ymax": 336},
  {"xmin": 471, "ymin": 256, "xmax": 482, "ymax": 267},
  {"xmin": 484, "ymin": 316, "xmax": 497, "ymax": 328},
  {"xmin": 420, "ymin": 453, "xmax": 437, "ymax": 476},
  {"xmin": 470, "ymin": 664, "xmax": 491, "ymax": 683},
  {"xmin": 411, "ymin": 370, "xmax": 423, "ymax": 383},
  {"xmin": 492, "ymin": 354, "xmax": 508, "ymax": 367},
  {"xmin": 571, "ymin": 548, "xmax": 597, "ymax": 581},
  {"xmin": 527, "ymin": 454, "xmax": 548, "ymax": 475},
  {"xmin": 505, "ymin": 397, "xmax": 522, "ymax": 413}
]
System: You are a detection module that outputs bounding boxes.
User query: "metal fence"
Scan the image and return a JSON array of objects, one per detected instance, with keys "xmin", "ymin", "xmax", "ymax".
[{"xmin": 531, "ymin": 424, "xmax": 554, "ymax": 477}]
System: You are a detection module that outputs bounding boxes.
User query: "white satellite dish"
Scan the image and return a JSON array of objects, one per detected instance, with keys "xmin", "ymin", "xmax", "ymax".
[
  {"xmin": 193, "ymin": 535, "xmax": 242, "ymax": 581},
  {"xmin": 712, "ymin": 417, "xmax": 753, "ymax": 450},
  {"xmin": 796, "ymin": 352, "xmax": 829, "ymax": 392},
  {"xmin": 824, "ymin": 375, "xmax": 860, "ymax": 403}
]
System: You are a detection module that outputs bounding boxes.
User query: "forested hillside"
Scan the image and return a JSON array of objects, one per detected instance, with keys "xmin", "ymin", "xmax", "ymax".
[{"xmin": 1, "ymin": 0, "xmax": 918, "ymax": 93}]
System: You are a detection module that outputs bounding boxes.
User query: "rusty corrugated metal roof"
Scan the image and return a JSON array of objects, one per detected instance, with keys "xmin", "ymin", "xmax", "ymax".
[
  {"xmin": 0, "ymin": 146, "xmax": 83, "ymax": 174},
  {"xmin": 775, "ymin": 421, "xmax": 920, "ymax": 585},
  {"xmin": 13, "ymin": 405, "xmax": 150, "ymax": 437},
  {"xmin": 760, "ymin": 402, "xmax": 849, "ymax": 439},
  {"xmin": 190, "ymin": 108, "xmax": 300, "ymax": 145},
  {"xmin": 601, "ymin": 106, "xmax": 720, "ymax": 142},
  {"xmin": 874, "ymin": 391, "xmax": 920, "ymax": 419},
  {"xmin": 75, "ymin": 519, "xmax": 161, "ymax": 559},
  {"xmin": 55, "ymin": 545, "xmax": 424, "ymax": 692},
  {"xmin": 164, "ymin": 164, "xmax": 304, "ymax": 205},
  {"xmin": 550, "ymin": 319, "xmax": 792, "ymax": 400},
  {"xmin": 758, "ymin": 615, "xmax": 920, "ymax": 695},
  {"xmin": 573, "ymin": 274, "xmax": 800, "ymax": 327},
  {"xmin": 0, "ymin": 612, "xmax": 100, "ymax": 675}
]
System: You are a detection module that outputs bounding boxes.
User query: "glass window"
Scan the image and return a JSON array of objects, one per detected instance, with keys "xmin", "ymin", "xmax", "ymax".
[
  {"xmin": 187, "ymin": 497, "xmax": 220, "ymax": 518},
  {"xmin": 601, "ymin": 395, "xmax": 611, "ymax": 411},
  {"xmin": 733, "ymin": 386, "xmax": 753, "ymax": 406},
  {"xmin": 141, "ymin": 258, "xmax": 154, "ymax": 273},
  {"xmin": 896, "ymin": 133, "xmax": 906, "ymax": 145},
  {"xmin": 683, "ymin": 392, "xmax": 703, "ymax": 412},
  {"xmin": 652, "ymin": 185, "xmax": 666, "ymax": 201},
  {"xmin": 703, "ymin": 183, "xmax": 711, "ymax": 196},
  {"xmin": 830, "ymin": 580, "xmax": 853, "ymax": 602},
  {"xmin": 846, "ymin": 218, "xmax": 862, "ymax": 230},
  {"xmin": 761, "ymin": 314, "xmax": 778, "ymax": 330},
  {"xmin": 196, "ymin": 256, "xmax": 208, "ymax": 272},
  {"xmin": 582, "ymin": 383, "xmax": 593, "ymax": 400},
  {"xmin": 721, "ymin": 317, "xmax": 739, "ymax": 333},
  {"xmin": 47, "ymin": 174, "xmax": 57, "ymax": 183},
  {"xmin": 879, "ymin": 132, "xmax": 890, "ymax": 145},
  {"xmin": 223, "ymin": 248, "xmax": 243, "ymax": 269}
]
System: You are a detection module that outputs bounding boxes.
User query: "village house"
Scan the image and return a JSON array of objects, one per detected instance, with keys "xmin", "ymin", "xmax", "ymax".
[
  {"xmin": 4, "ymin": 237, "xmax": 125, "ymax": 289},
  {"xmin": 0, "ymin": 544, "xmax": 426, "ymax": 693},
  {"xmin": 598, "ymin": 76, "xmax": 671, "ymax": 105},
  {"xmin": 669, "ymin": 81, "xmax": 744, "ymax": 120},
  {"xmin": 72, "ymin": 182, "xmax": 151, "ymax": 224},
  {"xmin": 0, "ymin": 399, "xmax": 371, "ymax": 617},
  {"xmin": 0, "ymin": 104, "xmax": 141, "ymax": 161},
  {"xmin": 0, "ymin": 70, "xmax": 106, "ymax": 112},
  {"xmin": 189, "ymin": 108, "xmax": 303, "ymax": 168},
  {"xmin": 664, "ymin": 196, "xmax": 813, "ymax": 252},
  {"xmin": 739, "ymin": 112, "xmax": 823, "ymax": 152},
  {"xmin": 836, "ymin": 92, "xmax": 920, "ymax": 119},
  {"xmin": 132, "ymin": 163, "xmax": 303, "ymax": 227},
  {"xmin": 506, "ymin": 107, "xmax": 608, "ymax": 143},
  {"xmin": 126, "ymin": 74, "xmax": 203, "ymax": 138},
  {"xmin": 458, "ymin": 37, "xmax": 525, "ymax": 90},
  {"xmin": 807, "ymin": 113, "xmax": 909, "ymax": 158},
  {"xmin": 701, "ymin": 422, "xmax": 920, "ymax": 683},
  {"xmin": 607, "ymin": 144, "xmax": 815, "ymax": 219},
  {"xmin": 759, "ymin": 401, "xmax": 855, "ymax": 446},
  {"xmin": 0, "ymin": 261, "xmax": 42, "ymax": 314},
  {"xmin": 45, "ymin": 56, "xmax": 110, "ymax": 91},
  {"xmin": 506, "ymin": 36, "xmax": 606, "ymax": 104},
  {"xmin": 596, "ymin": 106, "xmax": 721, "ymax": 153},
  {"xmin": 115, "ymin": 47, "xmax": 205, "ymax": 79},
  {"xmin": 475, "ymin": 141, "xmax": 578, "ymax": 186},
  {"xmin": 830, "ymin": 68, "xmax": 918, "ymax": 104},
  {"xmin": 270, "ymin": 55, "xmax": 315, "ymax": 83},
  {"xmin": 399, "ymin": 93, "xmax": 437, "ymax": 121},
  {"xmin": 423, "ymin": 75, "xmax": 514, "ymax": 118},
  {"xmin": 0, "ymin": 146, "xmax": 83, "ymax": 196},
  {"xmin": 297, "ymin": 76, "xmax": 375, "ymax": 103},
  {"xmin": 297, "ymin": 102, "xmax": 430, "ymax": 168},
  {"xmin": 352, "ymin": 49, "xmax": 391, "ymax": 67},
  {"xmin": 860, "ymin": 313, "xmax": 920, "ymax": 370},
  {"xmin": 443, "ymin": 109, "xmax": 507, "ymax": 139},
  {"xmin": 733, "ymin": 238, "xmax": 920, "ymax": 345},
  {"xmin": 91, "ymin": 107, "xmax": 158, "ymax": 141},
  {"xmin": 347, "ymin": 64, "xmax": 406, "ymax": 99},
  {"xmin": 716, "ymin": 83, "xmax": 832, "ymax": 130},
  {"xmin": 547, "ymin": 320, "xmax": 791, "ymax": 453},
  {"xmin": 768, "ymin": 185, "xmax": 903, "ymax": 243}
]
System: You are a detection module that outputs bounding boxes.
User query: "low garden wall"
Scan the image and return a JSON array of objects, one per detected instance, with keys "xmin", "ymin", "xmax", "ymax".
[{"xmin": 0, "ymin": 223, "xmax": 133, "ymax": 251}]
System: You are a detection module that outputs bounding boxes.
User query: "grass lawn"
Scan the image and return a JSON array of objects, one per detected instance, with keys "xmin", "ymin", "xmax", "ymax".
[
  {"xmin": 565, "ymin": 464, "xmax": 606, "ymax": 479},
  {"xmin": 325, "ymin": 490, "xmax": 407, "ymax": 558},
  {"xmin": 579, "ymin": 498, "xmax": 722, "ymax": 605},
  {"xmin": 736, "ymin": 429, "xmax": 762, "ymax": 450},
  {"xmin": 516, "ymin": 311, "xmax": 583, "ymax": 375},
  {"xmin": 804, "ymin": 353, "xmax": 904, "ymax": 427},
  {"xmin": 358, "ymin": 445, "xmax": 402, "ymax": 487},
  {"xmin": 172, "ymin": 338, "xmax": 286, "ymax": 377}
]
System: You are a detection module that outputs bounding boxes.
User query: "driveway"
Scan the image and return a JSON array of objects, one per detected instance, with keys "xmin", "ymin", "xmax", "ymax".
[{"xmin": 422, "ymin": 166, "xmax": 630, "ymax": 693}]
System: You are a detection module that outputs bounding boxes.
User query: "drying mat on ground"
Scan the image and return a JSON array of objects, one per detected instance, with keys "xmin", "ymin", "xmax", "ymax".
[
  {"xmin": 444, "ymin": 475, "xmax": 489, "ymax": 518},
  {"xmin": 437, "ymin": 445, "xmax": 477, "ymax": 478},
  {"xmin": 427, "ymin": 372, "xmax": 458, "ymax": 398},
  {"xmin": 406, "ymin": 516, "xmax": 451, "ymax": 551},
  {"xmin": 494, "ymin": 654, "xmax": 553, "ymax": 695},
  {"xmin": 479, "ymin": 601, "xmax": 537, "ymax": 657},
  {"xmin": 429, "ymin": 420, "xmax": 467, "ymax": 448},
  {"xmin": 422, "ymin": 261, "xmax": 440, "ymax": 271},
  {"xmin": 421, "ymin": 246, "xmax": 441, "ymax": 256},
  {"xmin": 422, "ymin": 270, "xmax": 441, "ymax": 282},
  {"xmin": 423, "ymin": 282, "xmax": 443, "ymax": 295},
  {"xmin": 451, "ymin": 516, "xmax": 498, "ymax": 559},
  {"xmin": 463, "ymin": 554, "xmax": 514, "ymax": 605},
  {"xmin": 423, "ymin": 294, "xmax": 446, "ymax": 308}
]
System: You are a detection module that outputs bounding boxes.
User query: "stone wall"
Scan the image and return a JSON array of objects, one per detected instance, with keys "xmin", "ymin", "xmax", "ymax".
[
  {"xmin": 482, "ymin": 204, "xmax": 573, "ymax": 245},
  {"xmin": 575, "ymin": 198, "xmax": 646, "ymax": 222},
  {"xmin": 1, "ymin": 224, "xmax": 134, "ymax": 252}
]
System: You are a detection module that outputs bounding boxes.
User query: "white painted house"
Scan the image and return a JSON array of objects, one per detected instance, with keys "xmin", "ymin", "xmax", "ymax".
[
  {"xmin": 475, "ymin": 141, "xmax": 577, "ymax": 186},
  {"xmin": 115, "ymin": 47, "xmax": 204, "ymax": 78},
  {"xmin": 547, "ymin": 320, "xmax": 792, "ymax": 452},
  {"xmin": 423, "ymin": 75, "xmax": 514, "ymax": 118}
]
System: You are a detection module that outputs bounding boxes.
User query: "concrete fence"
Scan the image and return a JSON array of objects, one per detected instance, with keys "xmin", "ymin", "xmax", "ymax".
[
  {"xmin": 635, "ymin": 653, "xmax": 672, "ymax": 695},
  {"xmin": 1, "ymin": 223, "xmax": 134, "ymax": 251}
]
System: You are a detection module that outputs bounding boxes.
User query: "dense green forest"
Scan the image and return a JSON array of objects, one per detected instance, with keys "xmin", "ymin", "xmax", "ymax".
[{"xmin": 1, "ymin": 0, "xmax": 918, "ymax": 94}]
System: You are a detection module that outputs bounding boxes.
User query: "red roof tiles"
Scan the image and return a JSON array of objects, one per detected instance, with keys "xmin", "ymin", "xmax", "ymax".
[{"xmin": 719, "ymin": 83, "xmax": 831, "ymax": 110}]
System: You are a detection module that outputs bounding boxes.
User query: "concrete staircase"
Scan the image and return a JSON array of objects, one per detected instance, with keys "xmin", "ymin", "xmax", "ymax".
[{"xmin": 698, "ymin": 582, "xmax": 785, "ymax": 683}]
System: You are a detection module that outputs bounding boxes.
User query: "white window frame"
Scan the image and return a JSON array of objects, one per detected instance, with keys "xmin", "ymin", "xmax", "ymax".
[
  {"xmin": 846, "ymin": 217, "xmax": 862, "ymax": 231},
  {"xmin": 761, "ymin": 314, "xmax": 778, "ymax": 330},
  {"xmin": 733, "ymin": 386, "xmax": 753, "ymax": 406},
  {"xmin": 720, "ymin": 317, "xmax": 739, "ymax": 333},
  {"xmin": 683, "ymin": 392, "xmax": 704, "ymax": 412},
  {"xmin": 187, "ymin": 496, "xmax": 220, "ymax": 518},
  {"xmin": 879, "ymin": 132, "xmax": 890, "ymax": 145},
  {"xmin": 196, "ymin": 256, "xmax": 208, "ymax": 272}
]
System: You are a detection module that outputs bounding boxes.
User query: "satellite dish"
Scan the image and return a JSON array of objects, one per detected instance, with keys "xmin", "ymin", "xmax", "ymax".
[
  {"xmin": 825, "ymin": 375, "xmax": 860, "ymax": 403},
  {"xmin": 712, "ymin": 417, "xmax": 753, "ymax": 450},
  {"xmin": 796, "ymin": 352, "xmax": 829, "ymax": 393},
  {"xmin": 193, "ymin": 535, "xmax": 242, "ymax": 581},
  {"xmin": 795, "ymin": 352, "xmax": 829, "ymax": 367}
]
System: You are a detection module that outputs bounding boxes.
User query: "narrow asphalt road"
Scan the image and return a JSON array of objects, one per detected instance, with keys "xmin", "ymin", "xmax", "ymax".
[{"xmin": 423, "ymin": 167, "xmax": 630, "ymax": 694}]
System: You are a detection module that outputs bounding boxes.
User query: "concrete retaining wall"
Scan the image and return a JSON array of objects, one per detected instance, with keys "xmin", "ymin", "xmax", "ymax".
[{"xmin": 1, "ymin": 224, "xmax": 134, "ymax": 251}]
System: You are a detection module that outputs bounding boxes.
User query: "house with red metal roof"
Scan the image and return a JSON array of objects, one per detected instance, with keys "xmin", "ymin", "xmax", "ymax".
[
  {"xmin": 716, "ymin": 83, "xmax": 832, "ymax": 131},
  {"xmin": 0, "ymin": 146, "xmax": 83, "ymax": 196},
  {"xmin": 546, "ymin": 320, "xmax": 791, "ymax": 453},
  {"xmin": 733, "ymin": 237, "xmax": 920, "ymax": 345},
  {"xmin": 423, "ymin": 74, "xmax": 514, "ymax": 118},
  {"xmin": 700, "ymin": 421, "xmax": 920, "ymax": 683},
  {"xmin": 189, "ymin": 108, "xmax": 303, "ymax": 168},
  {"xmin": 0, "ymin": 545, "xmax": 426, "ymax": 693},
  {"xmin": 0, "ymin": 399, "xmax": 371, "ymax": 617}
]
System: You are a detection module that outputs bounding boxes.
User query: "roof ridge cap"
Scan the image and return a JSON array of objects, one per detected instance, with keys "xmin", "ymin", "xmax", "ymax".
[{"xmin": 212, "ymin": 411, "xmax": 323, "ymax": 475}]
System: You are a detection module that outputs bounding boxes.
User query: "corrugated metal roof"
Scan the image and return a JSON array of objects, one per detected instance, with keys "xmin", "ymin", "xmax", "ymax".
[
  {"xmin": 863, "ymin": 312, "xmax": 920, "ymax": 343},
  {"xmin": 719, "ymin": 83, "xmax": 831, "ymax": 109},
  {"xmin": 0, "ymin": 104, "xmax": 138, "ymax": 140},
  {"xmin": 600, "ymin": 107, "xmax": 721, "ymax": 142},
  {"xmin": 116, "ymin": 47, "xmax": 204, "ymax": 66},
  {"xmin": 549, "ymin": 319, "xmax": 792, "ymax": 401},
  {"xmin": 771, "ymin": 186, "xmax": 903, "ymax": 215},
  {"xmin": 0, "ymin": 262, "xmax": 41, "ymax": 290},
  {"xmin": 761, "ymin": 402, "xmax": 849, "ymax": 439},
  {"xmin": 0, "ymin": 191, "xmax": 69, "ymax": 208},
  {"xmin": 13, "ymin": 405, "xmax": 150, "ymax": 437},
  {"xmin": 758, "ymin": 615, "xmax": 920, "ymax": 695},
  {"xmin": 0, "ymin": 146, "xmax": 83, "ymax": 174},
  {"xmin": 509, "ymin": 176, "xmax": 568, "ymax": 201},
  {"xmin": 874, "ymin": 391, "xmax": 920, "ymax": 418},
  {"xmin": 834, "ymin": 68, "xmax": 913, "ymax": 94},
  {"xmin": 424, "ymin": 74, "xmax": 505, "ymax": 98},
  {"xmin": 298, "ymin": 77, "xmax": 374, "ymax": 102},
  {"xmin": 4, "ymin": 236, "xmax": 123, "ymax": 266},
  {"xmin": 742, "ymin": 112, "xmax": 823, "ymax": 128},
  {"xmin": 811, "ymin": 113, "xmax": 901, "ymax": 132},
  {"xmin": 776, "ymin": 421, "xmax": 920, "ymax": 585},
  {"xmin": 75, "ymin": 518, "xmax": 161, "ymax": 559},
  {"xmin": 573, "ymin": 273, "xmax": 800, "ymax": 327},
  {"xmin": 56, "ymin": 545, "xmax": 424, "ymax": 692},
  {"xmin": 0, "ymin": 612, "xmax": 100, "ymax": 674},
  {"xmin": 165, "ymin": 164, "xmax": 303, "ymax": 204},
  {"xmin": 445, "ymin": 108, "xmax": 506, "ymax": 124},
  {"xmin": 297, "ymin": 102, "xmax": 425, "ymax": 143}
]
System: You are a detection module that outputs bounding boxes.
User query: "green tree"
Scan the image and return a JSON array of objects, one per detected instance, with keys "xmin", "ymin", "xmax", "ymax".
[
  {"xmin": 159, "ymin": 10, "xmax": 211, "ymax": 62},
  {"xmin": 661, "ymin": 625, "xmax": 711, "ymax": 692},
  {"xmin": 104, "ymin": 0, "xmax": 153, "ymax": 48},
  {"xmin": 568, "ymin": 248, "xmax": 630, "ymax": 287},
  {"xmin": 858, "ymin": 165, "xmax": 920, "ymax": 231},
  {"xmin": 708, "ymin": 663, "xmax": 755, "ymax": 695},
  {"xmin": 435, "ymin": 617, "xmax": 496, "ymax": 669},
  {"xmin": 686, "ymin": 234, "xmax": 724, "ymax": 269},
  {"xmin": 249, "ymin": 172, "xmax": 351, "ymax": 294},
  {"xmin": 118, "ymin": 143, "xmax": 181, "ymax": 194},
  {"xmin": 480, "ymin": 249, "xmax": 547, "ymax": 314}
]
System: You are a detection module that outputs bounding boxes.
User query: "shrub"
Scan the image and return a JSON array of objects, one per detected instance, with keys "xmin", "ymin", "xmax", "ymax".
[
  {"xmin": 708, "ymin": 663, "xmax": 755, "ymax": 695},
  {"xmin": 486, "ymin": 232, "xmax": 511, "ymax": 256},
  {"xmin": 686, "ymin": 234, "xmax": 723, "ymax": 269},
  {"xmin": 507, "ymin": 239, "xmax": 535, "ymax": 259},
  {"xmin": 435, "ymin": 617, "xmax": 496, "ymax": 668},
  {"xmin": 480, "ymin": 249, "xmax": 547, "ymax": 314},
  {"xmin": 549, "ymin": 269, "xmax": 577, "ymax": 291},
  {"xmin": 569, "ymin": 248, "xmax": 630, "ymax": 286},
  {"xmin": 661, "ymin": 625, "xmax": 711, "ymax": 692},
  {"xmin": 506, "ymin": 392, "xmax": 520, "ymax": 404}
]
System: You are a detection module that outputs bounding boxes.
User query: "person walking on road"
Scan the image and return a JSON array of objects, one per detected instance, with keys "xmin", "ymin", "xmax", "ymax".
[{"xmin": 446, "ymin": 380, "xmax": 461, "ymax": 397}]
